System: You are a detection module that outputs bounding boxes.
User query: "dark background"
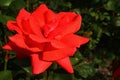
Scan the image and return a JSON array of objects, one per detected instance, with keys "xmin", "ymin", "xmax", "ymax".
[{"xmin": 0, "ymin": 0, "xmax": 120, "ymax": 80}]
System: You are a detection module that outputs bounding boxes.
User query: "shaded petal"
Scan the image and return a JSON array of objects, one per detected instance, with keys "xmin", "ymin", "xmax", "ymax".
[
  {"xmin": 16, "ymin": 8, "xmax": 37, "ymax": 34},
  {"xmin": 3, "ymin": 42, "xmax": 31, "ymax": 58},
  {"xmin": 28, "ymin": 34, "xmax": 48, "ymax": 43},
  {"xmin": 56, "ymin": 57, "xmax": 73, "ymax": 73},
  {"xmin": 43, "ymin": 42, "xmax": 57, "ymax": 51},
  {"xmin": 21, "ymin": 18, "xmax": 34, "ymax": 34},
  {"xmin": 32, "ymin": 4, "xmax": 48, "ymax": 28},
  {"xmin": 43, "ymin": 19, "xmax": 58, "ymax": 37},
  {"xmin": 43, "ymin": 49, "xmax": 67, "ymax": 61},
  {"xmin": 42, "ymin": 47, "xmax": 76, "ymax": 61},
  {"xmin": 31, "ymin": 54, "xmax": 52, "ymax": 74},
  {"xmin": 24, "ymin": 35, "xmax": 45, "ymax": 51},
  {"xmin": 7, "ymin": 21, "xmax": 22, "ymax": 34},
  {"xmin": 61, "ymin": 34, "xmax": 89, "ymax": 48}
]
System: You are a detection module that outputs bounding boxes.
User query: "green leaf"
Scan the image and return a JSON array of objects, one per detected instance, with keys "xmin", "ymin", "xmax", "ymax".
[
  {"xmin": 70, "ymin": 57, "xmax": 79, "ymax": 66},
  {"xmin": 104, "ymin": 0, "xmax": 115, "ymax": 11},
  {"xmin": 0, "ymin": 0, "xmax": 13, "ymax": 7},
  {"xmin": 90, "ymin": 12, "xmax": 96, "ymax": 17},
  {"xmin": 70, "ymin": 51, "xmax": 83, "ymax": 66},
  {"xmin": 100, "ymin": 61, "xmax": 108, "ymax": 67},
  {"xmin": 13, "ymin": 58, "xmax": 32, "ymax": 75},
  {"xmin": 107, "ymin": 53, "xmax": 115, "ymax": 61},
  {"xmin": 64, "ymin": 2, "xmax": 72, "ymax": 8},
  {"xmin": 94, "ymin": 57, "xmax": 102, "ymax": 64},
  {"xmin": 9, "ymin": 0, "xmax": 26, "ymax": 11},
  {"xmin": 0, "ymin": 14, "xmax": 15, "ymax": 25},
  {"xmin": 76, "ymin": 62, "xmax": 95, "ymax": 78},
  {"xmin": 0, "ymin": 70, "xmax": 12, "ymax": 80},
  {"xmin": 72, "ymin": 9, "xmax": 80, "ymax": 14},
  {"xmin": 113, "ymin": 16, "xmax": 120, "ymax": 27},
  {"xmin": 75, "ymin": 50, "xmax": 83, "ymax": 60}
]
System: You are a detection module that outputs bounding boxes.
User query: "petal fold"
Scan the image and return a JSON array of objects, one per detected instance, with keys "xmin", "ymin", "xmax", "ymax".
[
  {"xmin": 3, "ymin": 42, "xmax": 31, "ymax": 58},
  {"xmin": 28, "ymin": 34, "xmax": 48, "ymax": 43},
  {"xmin": 32, "ymin": 4, "xmax": 48, "ymax": 28},
  {"xmin": 45, "ymin": 9, "xmax": 56, "ymax": 23},
  {"xmin": 48, "ymin": 12, "xmax": 82, "ymax": 38},
  {"xmin": 16, "ymin": 8, "xmax": 31, "ymax": 28},
  {"xmin": 9, "ymin": 34, "xmax": 41, "ymax": 52},
  {"xmin": 7, "ymin": 21, "xmax": 22, "ymax": 34}
]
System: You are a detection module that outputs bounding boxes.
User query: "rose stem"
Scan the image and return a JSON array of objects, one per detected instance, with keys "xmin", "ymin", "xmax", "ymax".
[
  {"xmin": 4, "ymin": 51, "xmax": 8, "ymax": 71},
  {"xmin": 4, "ymin": 35, "xmax": 9, "ymax": 71}
]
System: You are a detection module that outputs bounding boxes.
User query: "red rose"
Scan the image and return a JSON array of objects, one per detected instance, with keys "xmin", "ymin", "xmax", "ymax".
[
  {"xmin": 113, "ymin": 67, "xmax": 120, "ymax": 78},
  {"xmin": 3, "ymin": 4, "xmax": 89, "ymax": 74}
]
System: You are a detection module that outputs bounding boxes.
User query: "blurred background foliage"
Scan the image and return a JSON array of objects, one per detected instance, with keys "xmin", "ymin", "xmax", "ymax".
[{"xmin": 0, "ymin": 0, "xmax": 120, "ymax": 80}]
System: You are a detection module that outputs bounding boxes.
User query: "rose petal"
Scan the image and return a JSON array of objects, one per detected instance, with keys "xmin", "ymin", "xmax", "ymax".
[
  {"xmin": 56, "ymin": 57, "xmax": 73, "ymax": 73},
  {"xmin": 28, "ymin": 34, "xmax": 48, "ymax": 43},
  {"xmin": 61, "ymin": 34, "xmax": 89, "ymax": 48},
  {"xmin": 60, "ymin": 14, "xmax": 81, "ymax": 34},
  {"xmin": 42, "ymin": 9, "xmax": 57, "ymax": 37},
  {"xmin": 48, "ymin": 12, "xmax": 81, "ymax": 38},
  {"xmin": 7, "ymin": 21, "xmax": 22, "ymax": 34},
  {"xmin": 42, "ymin": 49, "xmax": 67, "ymax": 61},
  {"xmin": 50, "ymin": 39, "xmax": 67, "ymax": 49},
  {"xmin": 9, "ymin": 34, "xmax": 41, "ymax": 52},
  {"xmin": 31, "ymin": 54, "xmax": 52, "ymax": 74},
  {"xmin": 58, "ymin": 12, "xmax": 78, "ymax": 25},
  {"xmin": 16, "ymin": 8, "xmax": 31, "ymax": 28},
  {"xmin": 45, "ymin": 9, "xmax": 56, "ymax": 23},
  {"xmin": 43, "ymin": 19, "xmax": 58, "ymax": 37},
  {"xmin": 16, "ymin": 8, "xmax": 37, "ymax": 34},
  {"xmin": 24, "ymin": 35, "xmax": 45, "ymax": 51},
  {"xmin": 42, "ymin": 47, "xmax": 76, "ymax": 61},
  {"xmin": 29, "ymin": 16, "xmax": 42, "ymax": 35},
  {"xmin": 2, "ymin": 42, "xmax": 13, "ymax": 50},
  {"xmin": 32, "ymin": 4, "xmax": 48, "ymax": 28},
  {"xmin": 21, "ymin": 18, "xmax": 34, "ymax": 34}
]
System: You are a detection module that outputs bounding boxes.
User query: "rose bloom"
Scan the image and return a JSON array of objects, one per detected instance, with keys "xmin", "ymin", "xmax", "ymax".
[{"xmin": 3, "ymin": 4, "xmax": 89, "ymax": 74}]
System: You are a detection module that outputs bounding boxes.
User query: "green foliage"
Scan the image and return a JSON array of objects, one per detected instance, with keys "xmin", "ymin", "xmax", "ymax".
[
  {"xmin": 0, "ymin": 70, "xmax": 12, "ymax": 80},
  {"xmin": 76, "ymin": 62, "xmax": 96, "ymax": 78},
  {"xmin": 0, "ymin": 0, "xmax": 120, "ymax": 80},
  {"xmin": 0, "ymin": 14, "xmax": 15, "ymax": 25},
  {"xmin": 0, "ymin": 0, "xmax": 13, "ymax": 7}
]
